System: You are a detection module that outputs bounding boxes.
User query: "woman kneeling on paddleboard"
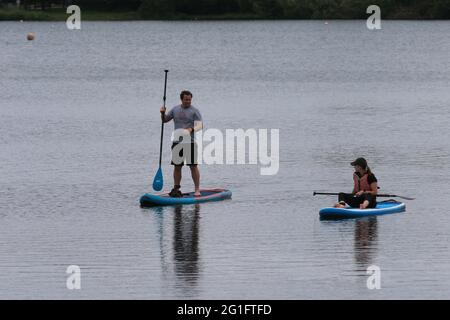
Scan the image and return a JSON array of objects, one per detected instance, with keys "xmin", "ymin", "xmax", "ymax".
[{"xmin": 334, "ymin": 157, "xmax": 378, "ymax": 209}]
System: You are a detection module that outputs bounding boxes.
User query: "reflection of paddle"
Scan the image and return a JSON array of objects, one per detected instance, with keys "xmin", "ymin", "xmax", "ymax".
[
  {"xmin": 152, "ymin": 70, "xmax": 169, "ymax": 191},
  {"xmin": 313, "ymin": 191, "xmax": 415, "ymax": 200}
]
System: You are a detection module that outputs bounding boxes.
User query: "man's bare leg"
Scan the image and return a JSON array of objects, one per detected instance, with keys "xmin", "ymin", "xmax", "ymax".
[
  {"xmin": 190, "ymin": 165, "xmax": 200, "ymax": 196},
  {"xmin": 174, "ymin": 165, "xmax": 182, "ymax": 189}
]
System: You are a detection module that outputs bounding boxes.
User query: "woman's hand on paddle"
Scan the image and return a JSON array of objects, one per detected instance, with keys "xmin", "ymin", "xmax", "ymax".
[{"xmin": 160, "ymin": 106, "xmax": 166, "ymax": 114}]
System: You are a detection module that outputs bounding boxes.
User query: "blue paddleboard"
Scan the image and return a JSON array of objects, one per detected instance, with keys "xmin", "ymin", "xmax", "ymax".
[
  {"xmin": 319, "ymin": 201, "xmax": 406, "ymax": 220},
  {"xmin": 140, "ymin": 188, "xmax": 232, "ymax": 207}
]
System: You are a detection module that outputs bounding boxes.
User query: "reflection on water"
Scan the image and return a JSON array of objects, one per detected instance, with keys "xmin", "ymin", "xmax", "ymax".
[
  {"xmin": 354, "ymin": 217, "xmax": 378, "ymax": 268},
  {"xmin": 150, "ymin": 204, "xmax": 201, "ymax": 296},
  {"xmin": 320, "ymin": 216, "xmax": 379, "ymax": 273},
  {"xmin": 152, "ymin": 206, "xmax": 170, "ymax": 282},
  {"xmin": 173, "ymin": 204, "xmax": 200, "ymax": 286}
]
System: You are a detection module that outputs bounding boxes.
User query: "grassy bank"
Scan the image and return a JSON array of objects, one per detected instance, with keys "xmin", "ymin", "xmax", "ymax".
[{"xmin": 0, "ymin": 8, "xmax": 138, "ymax": 21}]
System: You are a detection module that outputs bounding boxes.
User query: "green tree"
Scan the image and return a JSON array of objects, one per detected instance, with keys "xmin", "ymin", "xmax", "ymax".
[
  {"xmin": 252, "ymin": 0, "xmax": 284, "ymax": 18},
  {"xmin": 305, "ymin": 0, "xmax": 340, "ymax": 19},
  {"xmin": 238, "ymin": 0, "xmax": 254, "ymax": 12},
  {"xmin": 71, "ymin": 0, "xmax": 140, "ymax": 10},
  {"xmin": 277, "ymin": 0, "xmax": 314, "ymax": 18},
  {"xmin": 139, "ymin": 0, "xmax": 175, "ymax": 18},
  {"xmin": 430, "ymin": 0, "xmax": 450, "ymax": 18},
  {"xmin": 336, "ymin": 0, "xmax": 396, "ymax": 19}
]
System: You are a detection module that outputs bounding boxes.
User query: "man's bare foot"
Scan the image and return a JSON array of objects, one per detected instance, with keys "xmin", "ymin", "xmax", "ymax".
[
  {"xmin": 360, "ymin": 200, "xmax": 369, "ymax": 209},
  {"xmin": 194, "ymin": 191, "xmax": 201, "ymax": 197}
]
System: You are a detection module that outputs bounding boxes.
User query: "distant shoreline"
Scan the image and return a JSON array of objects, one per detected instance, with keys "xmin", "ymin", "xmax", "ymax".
[
  {"xmin": 1, "ymin": 8, "xmax": 449, "ymax": 22},
  {"xmin": 0, "ymin": 9, "xmax": 138, "ymax": 21}
]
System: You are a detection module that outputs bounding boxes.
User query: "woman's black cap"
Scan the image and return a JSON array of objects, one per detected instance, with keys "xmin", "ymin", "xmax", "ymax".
[{"xmin": 351, "ymin": 157, "xmax": 367, "ymax": 168}]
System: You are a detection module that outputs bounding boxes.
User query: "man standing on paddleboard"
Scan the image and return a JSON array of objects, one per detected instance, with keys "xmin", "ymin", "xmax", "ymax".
[{"xmin": 160, "ymin": 90, "xmax": 203, "ymax": 197}]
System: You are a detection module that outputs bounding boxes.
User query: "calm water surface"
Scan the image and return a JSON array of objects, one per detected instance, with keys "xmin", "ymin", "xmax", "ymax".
[{"xmin": 1, "ymin": 20, "xmax": 450, "ymax": 299}]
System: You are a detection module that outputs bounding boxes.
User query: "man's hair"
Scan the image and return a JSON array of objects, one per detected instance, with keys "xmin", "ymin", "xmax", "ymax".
[{"xmin": 180, "ymin": 90, "xmax": 193, "ymax": 100}]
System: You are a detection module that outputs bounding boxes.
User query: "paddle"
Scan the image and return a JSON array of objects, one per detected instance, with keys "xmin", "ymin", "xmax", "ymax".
[
  {"xmin": 152, "ymin": 69, "xmax": 169, "ymax": 191},
  {"xmin": 313, "ymin": 191, "xmax": 415, "ymax": 200}
]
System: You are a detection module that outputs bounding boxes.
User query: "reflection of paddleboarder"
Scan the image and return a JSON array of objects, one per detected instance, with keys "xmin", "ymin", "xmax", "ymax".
[
  {"xmin": 354, "ymin": 217, "xmax": 378, "ymax": 267},
  {"xmin": 334, "ymin": 158, "xmax": 378, "ymax": 209},
  {"xmin": 152, "ymin": 205, "xmax": 201, "ymax": 293},
  {"xmin": 173, "ymin": 204, "xmax": 200, "ymax": 287},
  {"xmin": 160, "ymin": 91, "xmax": 203, "ymax": 197}
]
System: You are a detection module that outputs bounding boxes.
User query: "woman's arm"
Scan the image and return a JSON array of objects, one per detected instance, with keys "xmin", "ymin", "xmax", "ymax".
[
  {"xmin": 368, "ymin": 182, "xmax": 378, "ymax": 196},
  {"xmin": 355, "ymin": 182, "xmax": 377, "ymax": 196}
]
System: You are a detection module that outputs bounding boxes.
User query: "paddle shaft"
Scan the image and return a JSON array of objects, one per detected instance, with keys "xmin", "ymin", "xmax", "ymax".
[
  {"xmin": 158, "ymin": 70, "xmax": 169, "ymax": 167},
  {"xmin": 313, "ymin": 192, "xmax": 414, "ymax": 200}
]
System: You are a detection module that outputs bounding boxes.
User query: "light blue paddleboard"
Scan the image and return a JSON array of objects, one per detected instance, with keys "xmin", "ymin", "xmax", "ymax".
[
  {"xmin": 320, "ymin": 201, "xmax": 406, "ymax": 220},
  {"xmin": 140, "ymin": 188, "xmax": 232, "ymax": 207}
]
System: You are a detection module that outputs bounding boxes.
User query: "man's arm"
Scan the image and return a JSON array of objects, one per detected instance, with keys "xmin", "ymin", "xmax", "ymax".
[
  {"xmin": 185, "ymin": 121, "xmax": 203, "ymax": 135},
  {"xmin": 193, "ymin": 120, "xmax": 203, "ymax": 132},
  {"xmin": 160, "ymin": 106, "xmax": 173, "ymax": 123},
  {"xmin": 190, "ymin": 110, "xmax": 203, "ymax": 132}
]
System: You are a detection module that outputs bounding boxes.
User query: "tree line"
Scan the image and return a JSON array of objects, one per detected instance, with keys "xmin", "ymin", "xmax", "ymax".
[{"xmin": 6, "ymin": 0, "xmax": 450, "ymax": 19}]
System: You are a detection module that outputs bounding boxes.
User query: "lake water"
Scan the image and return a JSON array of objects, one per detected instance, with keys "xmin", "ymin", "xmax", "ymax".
[{"xmin": 1, "ymin": 20, "xmax": 450, "ymax": 299}]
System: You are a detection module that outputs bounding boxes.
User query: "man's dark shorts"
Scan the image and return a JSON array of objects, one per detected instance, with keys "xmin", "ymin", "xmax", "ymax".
[{"xmin": 171, "ymin": 142, "xmax": 198, "ymax": 166}]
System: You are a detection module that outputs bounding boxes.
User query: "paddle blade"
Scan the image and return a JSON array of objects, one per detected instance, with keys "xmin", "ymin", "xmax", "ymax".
[
  {"xmin": 152, "ymin": 167, "xmax": 163, "ymax": 191},
  {"xmin": 397, "ymin": 195, "xmax": 415, "ymax": 200}
]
